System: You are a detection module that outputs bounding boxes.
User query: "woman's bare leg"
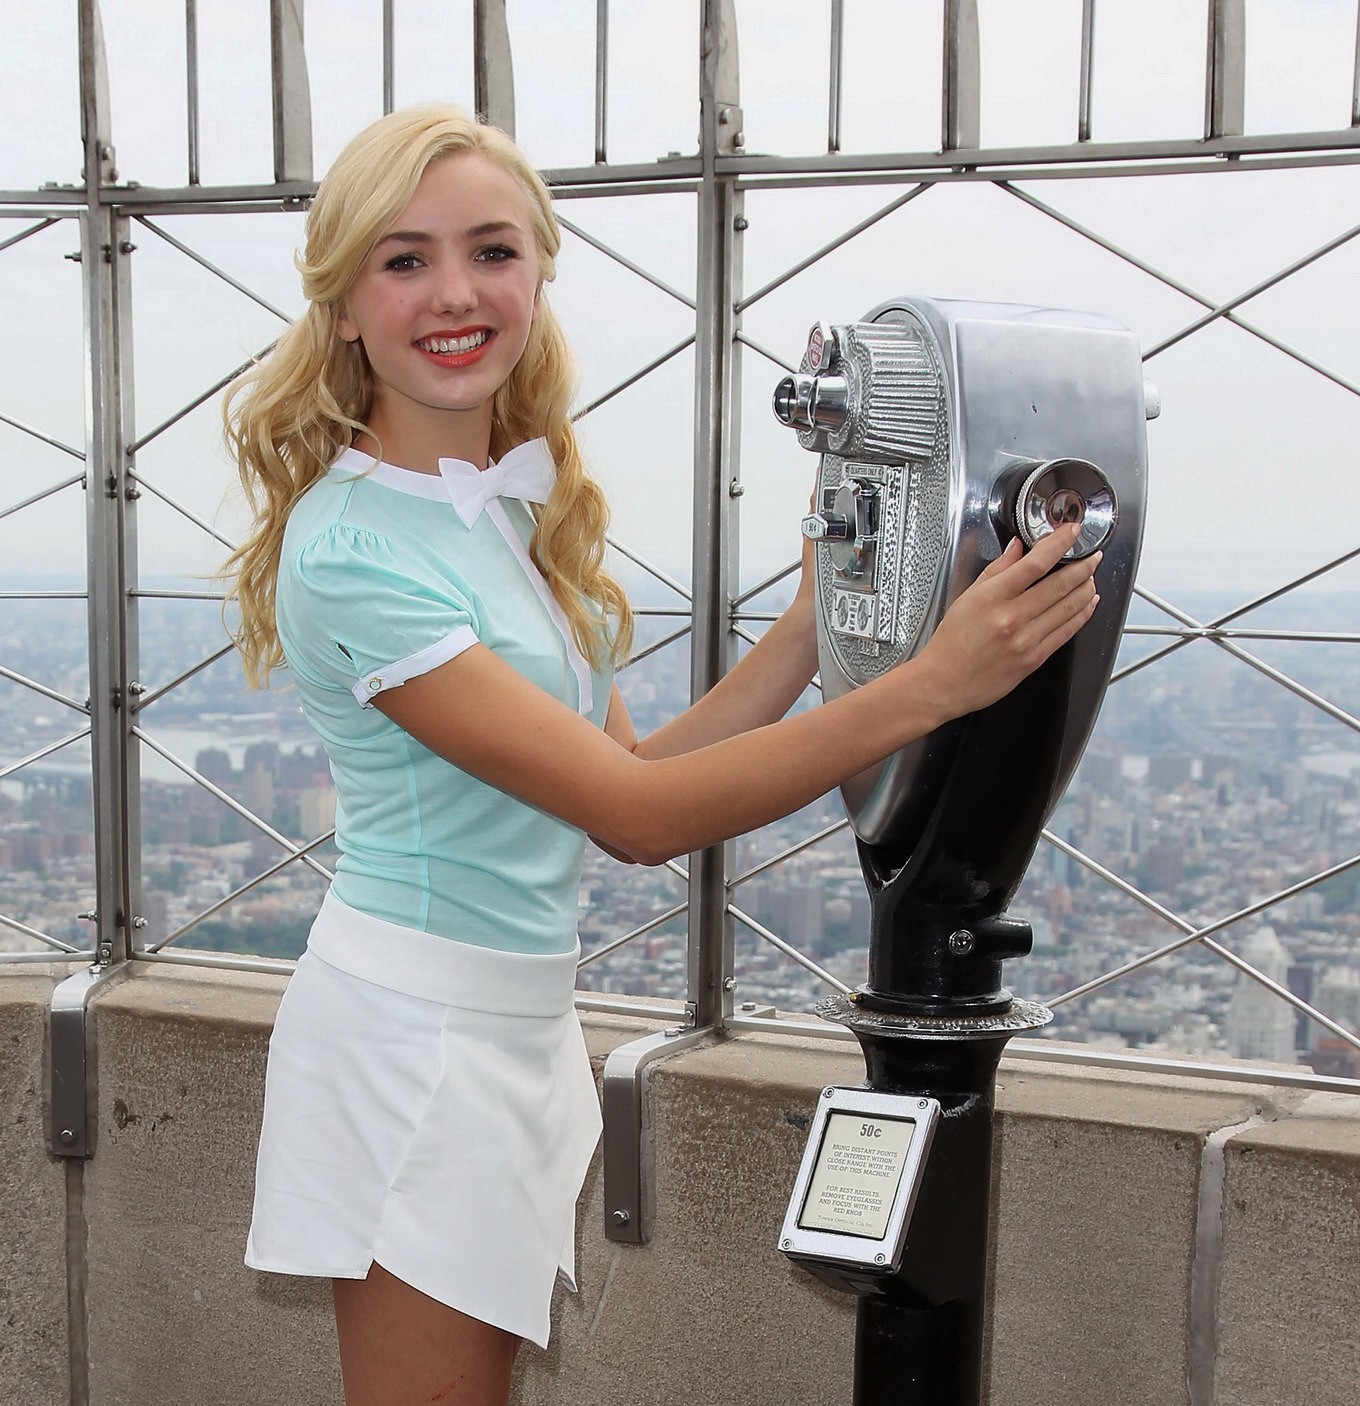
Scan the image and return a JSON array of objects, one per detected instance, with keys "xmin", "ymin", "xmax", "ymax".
[{"xmin": 333, "ymin": 1262, "xmax": 520, "ymax": 1406}]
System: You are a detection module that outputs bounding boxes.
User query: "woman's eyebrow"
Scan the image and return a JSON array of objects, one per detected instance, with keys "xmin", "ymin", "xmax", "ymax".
[
  {"xmin": 375, "ymin": 221, "xmax": 525, "ymax": 250},
  {"xmin": 465, "ymin": 220, "xmax": 524, "ymax": 239},
  {"xmin": 374, "ymin": 230, "xmax": 431, "ymax": 248}
]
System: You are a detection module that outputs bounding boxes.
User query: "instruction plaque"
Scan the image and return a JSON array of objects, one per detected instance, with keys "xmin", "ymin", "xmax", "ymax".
[{"xmin": 779, "ymin": 1087, "xmax": 939, "ymax": 1275}]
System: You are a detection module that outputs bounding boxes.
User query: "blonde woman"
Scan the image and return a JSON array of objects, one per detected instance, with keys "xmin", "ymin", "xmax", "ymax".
[{"xmin": 228, "ymin": 105, "xmax": 1099, "ymax": 1406}]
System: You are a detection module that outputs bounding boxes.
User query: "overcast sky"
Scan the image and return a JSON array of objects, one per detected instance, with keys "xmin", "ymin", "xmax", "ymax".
[{"xmin": 2, "ymin": 0, "xmax": 1359, "ymax": 601}]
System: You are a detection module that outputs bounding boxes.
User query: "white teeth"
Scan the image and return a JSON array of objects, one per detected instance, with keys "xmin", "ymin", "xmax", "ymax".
[{"xmin": 422, "ymin": 331, "xmax": 490, "ymax": 354}]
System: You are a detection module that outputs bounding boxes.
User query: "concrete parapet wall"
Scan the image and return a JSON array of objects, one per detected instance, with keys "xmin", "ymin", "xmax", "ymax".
[
  {"xmin": 2, "ymin": 963, "xmax": 1357, "ymax": 1405},
  {"xmin": 0, "ymin": 969, "xmax": 70, "ymax": 1406}
]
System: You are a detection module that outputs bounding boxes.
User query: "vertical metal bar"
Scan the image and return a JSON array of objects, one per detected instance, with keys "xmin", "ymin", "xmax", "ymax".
[
  {"xmin": 382, "ymin": 0, "xmax": 395, "ymax": 115},
  {"xmin": 270, "ymin": 0, "xmax": 313, "ymax": 182},
  {"xmin": 1205, "ymin": 0, "xmax": 1245, "ymax": 140},
  {"xmin": 828, "ymin": 0, "xmax": 844, "ymax": 154},
  {"xmin": 594, "ymin": 0, "xmax": 609, "ymax": 163},
  {"xmin": 943, "ymin": 0, "xmax": 980, "ymax": 152},
  {"xmin": 185, "ymin": 0, "xmax": 200, "ymax": 184},
  {"xmin": 688, "ymin": 0, "xmax": 744, "ymax": 1030},
  {"xmin": 1078, "ymin": 0, "xmax": 1096, "ymax": 142},
  {"xmin": 80, "ymin": 213, "xmax": 141, "ymax": 971},
  {"xmin": 80, "ymin": 0, "xmax": 140, "ymax": 974},
  {"xmin": 474, "ymin": 0, "xmax": 517, "ymax": 136}
]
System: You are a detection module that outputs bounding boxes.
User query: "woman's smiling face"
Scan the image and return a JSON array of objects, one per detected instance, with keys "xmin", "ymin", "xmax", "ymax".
[{"xmin": 337, "ymin": 151, "xmax": 542, "ymax": 460}]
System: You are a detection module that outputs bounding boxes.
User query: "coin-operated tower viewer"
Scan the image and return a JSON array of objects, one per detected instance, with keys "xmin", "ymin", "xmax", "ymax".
[{"xmin": 772, "ymin": 296, "xmax": 1156, "ymax": 1405}]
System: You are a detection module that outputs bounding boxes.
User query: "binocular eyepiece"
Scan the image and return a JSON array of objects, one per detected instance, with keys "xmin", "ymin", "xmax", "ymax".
[{"xmin": 773, "ymin": 371, "xmax": 849, "ymax": 433}]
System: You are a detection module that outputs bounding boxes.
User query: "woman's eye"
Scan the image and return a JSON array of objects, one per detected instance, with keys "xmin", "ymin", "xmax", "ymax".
[
  {"xmin": 383, "ymin": 252, "xmax": 422, "ymax": 272},
  {"xmin": 474, "ymin": 244, "xmax": 519, "ymax": 263}
]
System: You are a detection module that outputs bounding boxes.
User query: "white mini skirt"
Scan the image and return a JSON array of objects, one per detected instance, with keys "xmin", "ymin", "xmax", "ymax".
[{"xmin": 245, "ymin": 890, "xmax": 602, "ymax": 1350}]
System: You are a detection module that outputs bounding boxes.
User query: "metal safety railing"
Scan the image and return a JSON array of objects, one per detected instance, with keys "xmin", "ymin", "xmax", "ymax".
[{"xmin": 1, "ymin": 1, "xmax": 1358, "ymax": 1092}]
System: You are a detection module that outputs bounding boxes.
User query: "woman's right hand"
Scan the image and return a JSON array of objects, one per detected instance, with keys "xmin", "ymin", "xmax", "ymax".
[{"xmin": 908, "ymin": 522, "xmax": 1101, "ymax": 724}]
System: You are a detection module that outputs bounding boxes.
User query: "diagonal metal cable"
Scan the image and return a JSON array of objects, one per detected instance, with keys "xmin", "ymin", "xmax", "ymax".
[
  {"xmin": 733, "ymin": 559, "xmax": 800, "ymax": 608},
  {"xmin": 736, "ymin": 183, "xmax": 933, "ymax": 313},
  {"xmin": 150, "ymin": 828, "xmax": 337, "ymax": 951},
  {"xmin": 578, "ymin": 854, "xmax": 689, "ymax": 970},
  {"xmin": 1113, "ymin": 544, "xmax": 1360, "ymax": 683},
  {"xmin": 607, "ymin": 534, "xmax": 692, "ymax": 600},
  {"xmin": 572, "ymin": 332, "xmax": 696, "ymax": 420},
  {"xmin": 731, "ymin": 818, "xmax": 850, "ymax": 886},
  {"xmin": 0, "ymin": 727, "xmax": 92, "ymax": 783},
  {"xmin": 556, "ymin": 213, "xmax": 697, "ymax": 308},
  {"xmin": 1040, "ymin": 829, "xmax": 1360, "ymax": 1052},
  {"xmin": 0, "ymin": 664, "xmax": 89, "ymax": 715},
  {"xmin": 728, "ymin": 902, "xmax": 853, "ymax": 995},
  {"xmin": 134, "ymin": 216, "xmax": 294, "ymax": 323},
  {"xmin": 1000, "ymin": 182, "xmax": 1360, "ymax": 399},
  {"xmin": 132, "ymin": 642, "xmax": 237, "ymax": 712},
  {"xmin": 1141, "ymin": 217, "xmax": 1360, "ymax": 361},
  {"xmin": 0, "ymin": 412, "xmax": 85, "ymax": 461},
  {"xmin": 133, "ymin": 727, "xmax": 334, "ymax": 880},
  {"xmin": 735, "ymin": 331, "xmax": 798, "ymax": 374},
  {"xmin": 1135, "ymin": 585, "xmax": 1360, "ymax": 735},
  {"xmin": 0, "ymin": 217, "xmax": 58, "ymax": 256},
  {"xmin": 0, "ymin": 472, "xmax": 86, "ymax": 527},
  {"xmin": 577, "ymin": 899, "xmax": 690, "ymax": 969},
  {"xmin": 130, "ymin": 340, "xmax": 277, "ymax": 453},
  {"xmin": 132, "ymin": 471, "xmax": 240, "ymax": 552},
  {"xmin": 625, "ymin": 622, "xmax": 691, "ymax": 668},
  {"xmin": 0, "ymin": 911, "xmax": 82, "ymax": 954}
]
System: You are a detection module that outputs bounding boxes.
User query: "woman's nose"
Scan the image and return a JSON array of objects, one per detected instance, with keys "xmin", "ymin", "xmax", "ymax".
[{"xmin": 431, "ymin": 261, "xmax": 477, "ymax": 316}]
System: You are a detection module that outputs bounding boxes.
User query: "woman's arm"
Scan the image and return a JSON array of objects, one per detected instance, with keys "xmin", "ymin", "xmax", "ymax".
[
  {"xmin": 627, "ymin": 535, "xmax": 821, "ymax": 762},
  {"xmin": 375, "ymin": 524, "xmax": 1098, "ymax": 865}
]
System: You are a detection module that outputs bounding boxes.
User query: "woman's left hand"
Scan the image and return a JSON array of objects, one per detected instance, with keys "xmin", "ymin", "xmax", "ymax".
[{"xmin": 790, "ymin": 488, "xmax": 819, "ymax": 628}]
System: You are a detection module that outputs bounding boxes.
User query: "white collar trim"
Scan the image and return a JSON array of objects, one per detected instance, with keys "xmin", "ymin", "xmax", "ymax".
[{"xmin": 331, "ymin": 447, "xmax": 449, "ymax": 501}]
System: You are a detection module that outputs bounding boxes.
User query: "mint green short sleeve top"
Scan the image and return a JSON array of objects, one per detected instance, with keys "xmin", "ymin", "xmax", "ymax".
[{"xmin": 275, "ymin": 440, "xmax": 614, "ymax": 955}]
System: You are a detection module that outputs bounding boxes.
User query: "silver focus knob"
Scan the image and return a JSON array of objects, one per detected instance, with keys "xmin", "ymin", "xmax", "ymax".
[{"xmin": 1014, "ymin": 458, "xmax": 1116, "ymax": 560}]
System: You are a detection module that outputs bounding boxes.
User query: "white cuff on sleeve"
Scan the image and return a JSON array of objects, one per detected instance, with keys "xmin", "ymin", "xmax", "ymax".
[{"xmin": 351, "ymin": 626, "xmax": 479, "ymax": 707}]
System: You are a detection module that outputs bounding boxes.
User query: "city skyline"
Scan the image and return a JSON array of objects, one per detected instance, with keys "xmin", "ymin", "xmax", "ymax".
[{"xmin": 3, "ymin": 592, "xmax": 1357, "ymax": 1074}]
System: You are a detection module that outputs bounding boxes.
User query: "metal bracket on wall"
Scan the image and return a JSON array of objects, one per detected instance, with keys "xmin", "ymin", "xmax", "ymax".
[
  {"xmin": 601, "ymin": 1025, "xmax": 712, "ymax": 1244},
  {"xmin": 48, "ymin": 964, "xmax": 123, "ymax": 1159}
]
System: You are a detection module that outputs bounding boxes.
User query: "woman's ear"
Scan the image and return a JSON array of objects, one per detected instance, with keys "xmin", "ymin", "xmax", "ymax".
[{"xmin": 335, "ymin": 303, "xmax": 360, "ymax": 343}]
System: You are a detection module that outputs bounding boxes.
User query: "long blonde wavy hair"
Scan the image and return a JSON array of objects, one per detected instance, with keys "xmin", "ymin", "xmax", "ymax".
[{"xmin": 223, "ymin": 104, "xmax": 632, "ymax": 687}]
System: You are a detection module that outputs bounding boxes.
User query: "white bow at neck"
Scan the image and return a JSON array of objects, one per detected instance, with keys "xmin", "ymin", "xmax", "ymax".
[{"xmin": 438, "ymin": 437, "xmax": 557, "ymax": 528}]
